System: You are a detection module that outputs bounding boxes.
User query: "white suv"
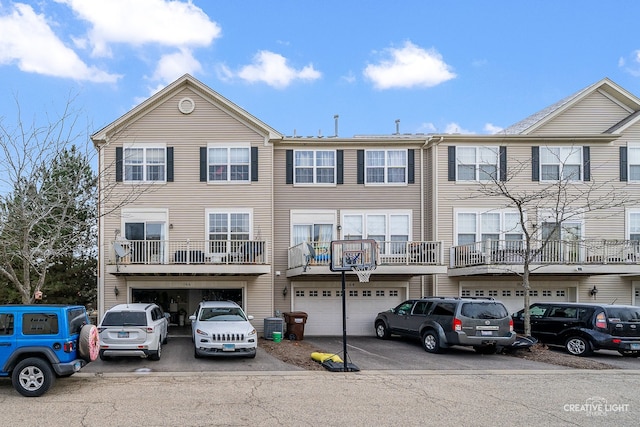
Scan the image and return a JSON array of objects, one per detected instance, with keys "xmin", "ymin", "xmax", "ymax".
[
  {"xmin": 190, "ymin": 301, "xmax": 257, "ymax": 358},
  {"xmin": 98, "ymin": 303, "xmax": 168, "ymax": 361}
]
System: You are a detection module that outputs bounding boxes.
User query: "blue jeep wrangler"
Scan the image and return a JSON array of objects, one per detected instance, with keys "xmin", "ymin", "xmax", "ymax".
[{"xmin": 0, "ymin": 304, "xmax": 98, "ymax": 397}]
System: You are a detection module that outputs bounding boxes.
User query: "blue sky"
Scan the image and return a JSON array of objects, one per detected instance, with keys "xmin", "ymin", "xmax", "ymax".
[{"xmin": 2, "ymin": 0, "xmax": 640, "ymax": 139}]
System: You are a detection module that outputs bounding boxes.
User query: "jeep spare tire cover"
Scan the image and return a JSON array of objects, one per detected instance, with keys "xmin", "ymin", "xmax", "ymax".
[{"xmin": 79, "ymin": 324, "xmax": 100, "ymax": 362}]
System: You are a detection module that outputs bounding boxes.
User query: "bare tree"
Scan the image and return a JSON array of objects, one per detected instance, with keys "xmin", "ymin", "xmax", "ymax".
[
  {"xmin": 460, "ymin": 146, "xmax": 637, "ymax": 336},
  {"xmin": 0, "ymin": 94, "xmax": 150, "ymax": 303}
]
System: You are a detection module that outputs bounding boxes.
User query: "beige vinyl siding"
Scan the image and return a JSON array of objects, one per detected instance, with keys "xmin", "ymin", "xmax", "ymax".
[
  {"xmin": 100, "ymin": 87, "xmax": 274, "ymax": 325},
  {"xmin": 272, "ymin": 142, "xmax": 426, "ymax": 314},
  {"xmin": 533, "ymin": 90, "xmax": 631, "ymax": 135}
]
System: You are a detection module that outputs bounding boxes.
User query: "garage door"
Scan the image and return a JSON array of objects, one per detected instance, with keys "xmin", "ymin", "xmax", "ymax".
[
  {"xmin": 462, "ymin": 287, "xmax": 570, "ymax": 315},
  {"xmin": 293, "ymin": 286, "xmax": 404, "ymax": 336}
]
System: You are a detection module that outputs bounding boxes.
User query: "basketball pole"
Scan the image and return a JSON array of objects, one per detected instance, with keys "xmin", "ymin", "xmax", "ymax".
[{"xmin": 341, "ymin": 270, "xmax": 348, "ymax": 372}]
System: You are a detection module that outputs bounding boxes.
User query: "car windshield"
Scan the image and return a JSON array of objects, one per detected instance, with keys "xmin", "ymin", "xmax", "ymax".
[
  {"xmin": 461, "ymin": 302, "xmax": 508, "ymax": 319},
  {"xmin": 199, "ymin": 307, "xmax": 247, "ymax": 321},
  {"xmin": 102, "ymin": 311, "xmax": 147, "ymax": 326}
]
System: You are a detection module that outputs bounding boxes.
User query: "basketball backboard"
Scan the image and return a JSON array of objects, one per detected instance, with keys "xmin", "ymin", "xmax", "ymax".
[{"xmin": 330, "ymin": 239, "xmax": 377, "ymax": 272}]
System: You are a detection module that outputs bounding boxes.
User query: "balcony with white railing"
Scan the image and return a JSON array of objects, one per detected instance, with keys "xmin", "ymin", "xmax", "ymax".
[
  {"xmin": 286, "ymin": 240, "xmax": 447, "ymax": 277},
  {"xmin": 449, "ymin": 239, "xmax": 640, "ymax": 276},
  {"xmin": 106, "ymin": 239, "xmax": 270, "ymax": 276}
]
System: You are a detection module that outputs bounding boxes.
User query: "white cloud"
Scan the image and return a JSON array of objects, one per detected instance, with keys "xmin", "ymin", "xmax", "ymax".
[
  {"xmin": 57, "ymin": 0, "xmax": 221, "ymax": 57},
  {"xmin": 484, "ymin": 123, "xmax": 503, "ymax": 134},
  {"xmin": 0, "ymin": 3, "xmax": 119, "ymax": 82},
  {"xmin": 363, "ymin": 41, "xmax": 456, "ymax": 89},
  {"xmin": 236, "ymin": 51, "xmax": 321, "ymax": 89},
  {"xmin": 418, "ymin": 122, "xmax": 437, "ymax": 133},
  {"xmin": 444, "ymin": 122, "xmax": 471, "ymax": 134},
  {"xmin": 151, "ymin": 49, "xmax": 202, "ymax": 83}
]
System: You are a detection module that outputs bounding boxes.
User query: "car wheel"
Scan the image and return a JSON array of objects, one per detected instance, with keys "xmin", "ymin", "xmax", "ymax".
[
  {"xmin": 474, "ymin": 345, "xmax": 497, "ymax": 355},
  {"xmin": 78, "ymin": 324, "xmax": 100, "ymax": 362},
  {"xmin": 421, "ymin": 330, "xmax": 443, "ymax": 354},
  {"xmin": 618, "ymin": 350, "xmax": 640, "ymax": 357},
  {"xmin": 150, "ymin": 341, "xmax": 162, "ymax": 361},
  {"xmin": 11, "ymin": 358, "xmax": 55, "ymax": 397},
  {"xmin": 565, "ymin": 336, "xmax": 593, "ymax": 356},
  {"xmin": 162, "ymin": 334, "xmax": 168, "ymax": 345},
  {"xmin": 99, "ymin": 350, "xmax": 111, "ymax": 361},
  {"xmin": 375, "ymin": 321, "xmax": 390, "ymax": 339}
]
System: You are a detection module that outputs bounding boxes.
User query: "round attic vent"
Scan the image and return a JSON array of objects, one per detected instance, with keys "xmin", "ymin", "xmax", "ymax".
[{"xmin": 178, "ymin": 97, "xmax": 195, "ymax": 114}]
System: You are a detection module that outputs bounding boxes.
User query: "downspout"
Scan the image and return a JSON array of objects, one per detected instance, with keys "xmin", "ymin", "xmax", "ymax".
[
  {"xmin": 420, "ymin": 137, "xmax": 430, "ymax": 298},
  {"xmin": 430, "ymin": 136, "xmax": 444, "ymax": 296}
]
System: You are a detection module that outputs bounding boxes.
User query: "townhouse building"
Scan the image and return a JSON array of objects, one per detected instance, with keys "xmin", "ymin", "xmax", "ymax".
[{"xmin": 92, "ymin": 74, "xmax": 640, "ymax": 336}]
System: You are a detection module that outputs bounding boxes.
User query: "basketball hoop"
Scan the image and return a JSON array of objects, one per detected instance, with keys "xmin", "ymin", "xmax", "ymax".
[{"xmin": 352, "ymin": 264, "xmax": 376, "ymax": 283}]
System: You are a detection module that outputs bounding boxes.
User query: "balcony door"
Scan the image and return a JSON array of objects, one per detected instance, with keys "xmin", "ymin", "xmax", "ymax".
[{"xmin": 125, "ymin": 222, "xmax": 166, "ymax": 263}]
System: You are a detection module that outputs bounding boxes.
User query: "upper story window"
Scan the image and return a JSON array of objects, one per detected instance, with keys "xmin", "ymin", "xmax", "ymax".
[
  {"xmin": 294, "ymin": 150, "xmax": 336, "ymax": 184},
  {"xmin": 124, "ymin": 146, "xmax": 166, "ymax": 182},
  {"xmin": 366, "ymin": 150, "xmax": 407, "ymax": 184},
  {"xmin": 456, "ymin": 210, "xmax": 523, "ymax": 247},
  {"xmin": 208, "ymin": 146, "xmax": 250, "ymax": 182},
  {"xmin": 539, "ymin": 146, "xmax": 582, "ymax": 181},
  {"xmin": 456, "ymin": 146, "xmax": 499, "ymax": 181},
  {"xmin": 628, "ymin": 145, "xmax": 640, "ymax": 181},
  {"xmin": 206, "ymin": 209, "xmax": 252, "ymax": 255},
  {"xmin": 342, "ymin": 211, "xmax": 410, "ymax": 254},
  {"xmin": 629, "ymin": 211, "xmax": 640, "ymax": 241}
]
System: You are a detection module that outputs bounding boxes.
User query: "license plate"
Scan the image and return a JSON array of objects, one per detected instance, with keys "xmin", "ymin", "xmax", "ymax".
[
  {"xmin": 223, "ymin": 344, "xmax": 235, "ymax": 351},
  {"xmin": 481, "ymin": 331, "xmax": 494, "ymax": 336},
  {"xmin": 117, "ymin": 331, "xmax": 129, "ymax": 338},
  {"xmin": 631, "ymin": 343, "xmax": 640, "ymax": 350}
]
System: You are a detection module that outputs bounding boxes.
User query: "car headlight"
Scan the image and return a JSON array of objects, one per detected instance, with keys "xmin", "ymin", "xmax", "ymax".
[
  {"xmin": 195, "ymin": 328, "xmax": 209, "ymax": 336},
  {"xmin": 248, "ymin": 328, "xmax": 257, "ymax": 336}
]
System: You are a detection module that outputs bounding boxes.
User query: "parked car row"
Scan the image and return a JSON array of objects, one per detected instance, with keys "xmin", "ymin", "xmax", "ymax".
[
  {"xmin": 97, "ymin": 301, "xmax": 258, "ymax": 362},
  {"xmin": 375, "ymin": 297, "xmax": 640, "ymax": 358}
]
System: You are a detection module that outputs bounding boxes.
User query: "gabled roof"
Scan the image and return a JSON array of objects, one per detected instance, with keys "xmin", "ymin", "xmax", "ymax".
[
  {"xmin": 91, "ymin": 74, "xmax": 282, "ymax": 144},
  {"xmin": 501, "ymin": 77, "xmax": 640, "ymax": 135}
]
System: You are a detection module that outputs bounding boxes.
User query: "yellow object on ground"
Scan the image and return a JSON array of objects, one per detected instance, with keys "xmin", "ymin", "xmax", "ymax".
[{"xmin": 311, "ymin": 352, "xmax": 343, "ymax": 363}]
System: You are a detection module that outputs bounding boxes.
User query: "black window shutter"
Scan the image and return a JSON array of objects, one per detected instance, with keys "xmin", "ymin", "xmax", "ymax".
[
  {"xmin": 286, "ymin": 150, "xmax": 293, "ymax": 184},
  {"xmin": 115, "ymin": 147, "xmax": 123, "ymax": 182},
  {"xmin": 357, "ymin": 150, "xmax": 365, "ymax": 184},
  {"xmin": 408, "ymin": 149, "xmax": 415, "ymax": 184},
  {"xmin": 200, "ymin": 147, "xmax": 207, "ymax": 182},
  {"xmin": 499, "ymin": 146, "xmax": 507, "ymax": 182},
  {"xmin": 620, "ymin": 146, "xmax": 628, "ymax": 182},
  {"xmin": 337, "ymin": 150, "xmax": 344, "ymax": 185},
  {"xmin": 251, "ymin": 146, "xmax": 258, "ymax": 182},
  {"xmin": 166, "ymin": 147, "xmax": 174, "ymax": 182},
  {"xmin": 447, "ymin": 146, "xmax": 456, "ymax": 181},
  {"xmin": 582, "ymin": 146, "xmax": 590, "ymax": 181},
  {"xmin": 531, "ymin": 146, "xmax": 540, "ymax": 181}
]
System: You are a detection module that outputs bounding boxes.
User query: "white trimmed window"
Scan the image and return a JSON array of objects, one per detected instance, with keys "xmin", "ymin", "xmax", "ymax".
[
  {"xmin": 457, "ymin": 146, "xmax": 499, "ymax": 181},
  {"xmin": 206, "ymin": 210, "xmax": 251, "ymax": 255},
  {"xmin": 124, "ymin": 146, "xmax": 166, "ymax": 182},
  {"xmin": 628, "ymin": 211, "xmax": 640, "ymax": 241},
  {"xmin": 294, "ymin": 150, "xmax": 336, "ymax": 184},
  {"xmin": 629, "ymin": 145, "xmax": 640, "ymax": 181},
  {"xmin": 366, "ymin": 150, "xmax": 407, "ymax": 184},
  {"xmin": 540, "ymin": 146, "xmax": 582, "ymax": 181},
  {"xmin": 208, "ymin": 146, "xmax": 250, "ymax": 182},
  {"xmin": 456, "ymin": 210, "xmax": 523, "ymax": 247},
  {"xmin": 342, "ymin": 211, "xmax": 410, "ymax": 255}
]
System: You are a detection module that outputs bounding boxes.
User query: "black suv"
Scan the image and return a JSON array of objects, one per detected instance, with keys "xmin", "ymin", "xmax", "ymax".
[
  {"xmin": 374, "ymin": 297, "xmax": 516, "ymax": 354},
  {"xmin": 0, "ymin": 304, "xmax": 98, "ymax": 397},
  {"xmin": 513, "ymin": 302, "xmax": 640, "ymax": 357}
]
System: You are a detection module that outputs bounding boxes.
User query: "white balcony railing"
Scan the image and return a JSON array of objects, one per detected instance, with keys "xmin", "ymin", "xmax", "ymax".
[
  {"xmin": 450, "ymin": 239, "xmax": 640, "ymax": 268},
  {"xmin": 288, "ymin": 240, "xmax": 443, "ymax": 270},
  {"xmin": 109, "ymin": 240, "xmax": 268, "ymax": 265}
]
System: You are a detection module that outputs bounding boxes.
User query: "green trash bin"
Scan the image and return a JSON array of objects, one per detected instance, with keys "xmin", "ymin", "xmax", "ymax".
[{"xmin": 283, "ymin": 311, "xmax": 308, "ymax": 340}]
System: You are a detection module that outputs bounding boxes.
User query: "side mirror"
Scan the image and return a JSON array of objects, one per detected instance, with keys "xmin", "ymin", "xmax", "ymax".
[
  {"xmin": 189, "ymin": 315, "xmax": 196, "ymax": 321},
  {"xmin": 247, "ymin": 315, "xmax": 254, "ymax": 320}
]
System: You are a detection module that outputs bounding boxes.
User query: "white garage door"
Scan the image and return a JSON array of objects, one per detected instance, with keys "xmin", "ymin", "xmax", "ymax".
[
  {"xmin": 462, "ymin": 287, "xmax": 570, "ymax": 315},
  {"xmin": 293, "ymin": 286, "xmax": 404, "ymax": 336}
]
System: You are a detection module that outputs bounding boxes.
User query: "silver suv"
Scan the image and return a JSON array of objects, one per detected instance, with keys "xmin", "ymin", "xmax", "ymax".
[
  {"xmin": 375, "ymin": 297, "xmax": 516, "ymax": 354},
  {"xmin": 98, "ymin": 303, "xmax": 168, "ymax": 361},
  {"xmin": 189, "ymin": 301, "xmax": 257, "ymax": 358}
]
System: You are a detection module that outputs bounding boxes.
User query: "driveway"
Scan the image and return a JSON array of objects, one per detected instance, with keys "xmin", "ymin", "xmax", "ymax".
[{"xmin": 82, "ymin": 332, "xmax": 639, "ymax": 374}]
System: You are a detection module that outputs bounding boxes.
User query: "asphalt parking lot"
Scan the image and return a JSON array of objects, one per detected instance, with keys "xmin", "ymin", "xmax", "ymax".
[{"xmin": 81, "ymin": 330, "xmax": 640, "ymax": 374}]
